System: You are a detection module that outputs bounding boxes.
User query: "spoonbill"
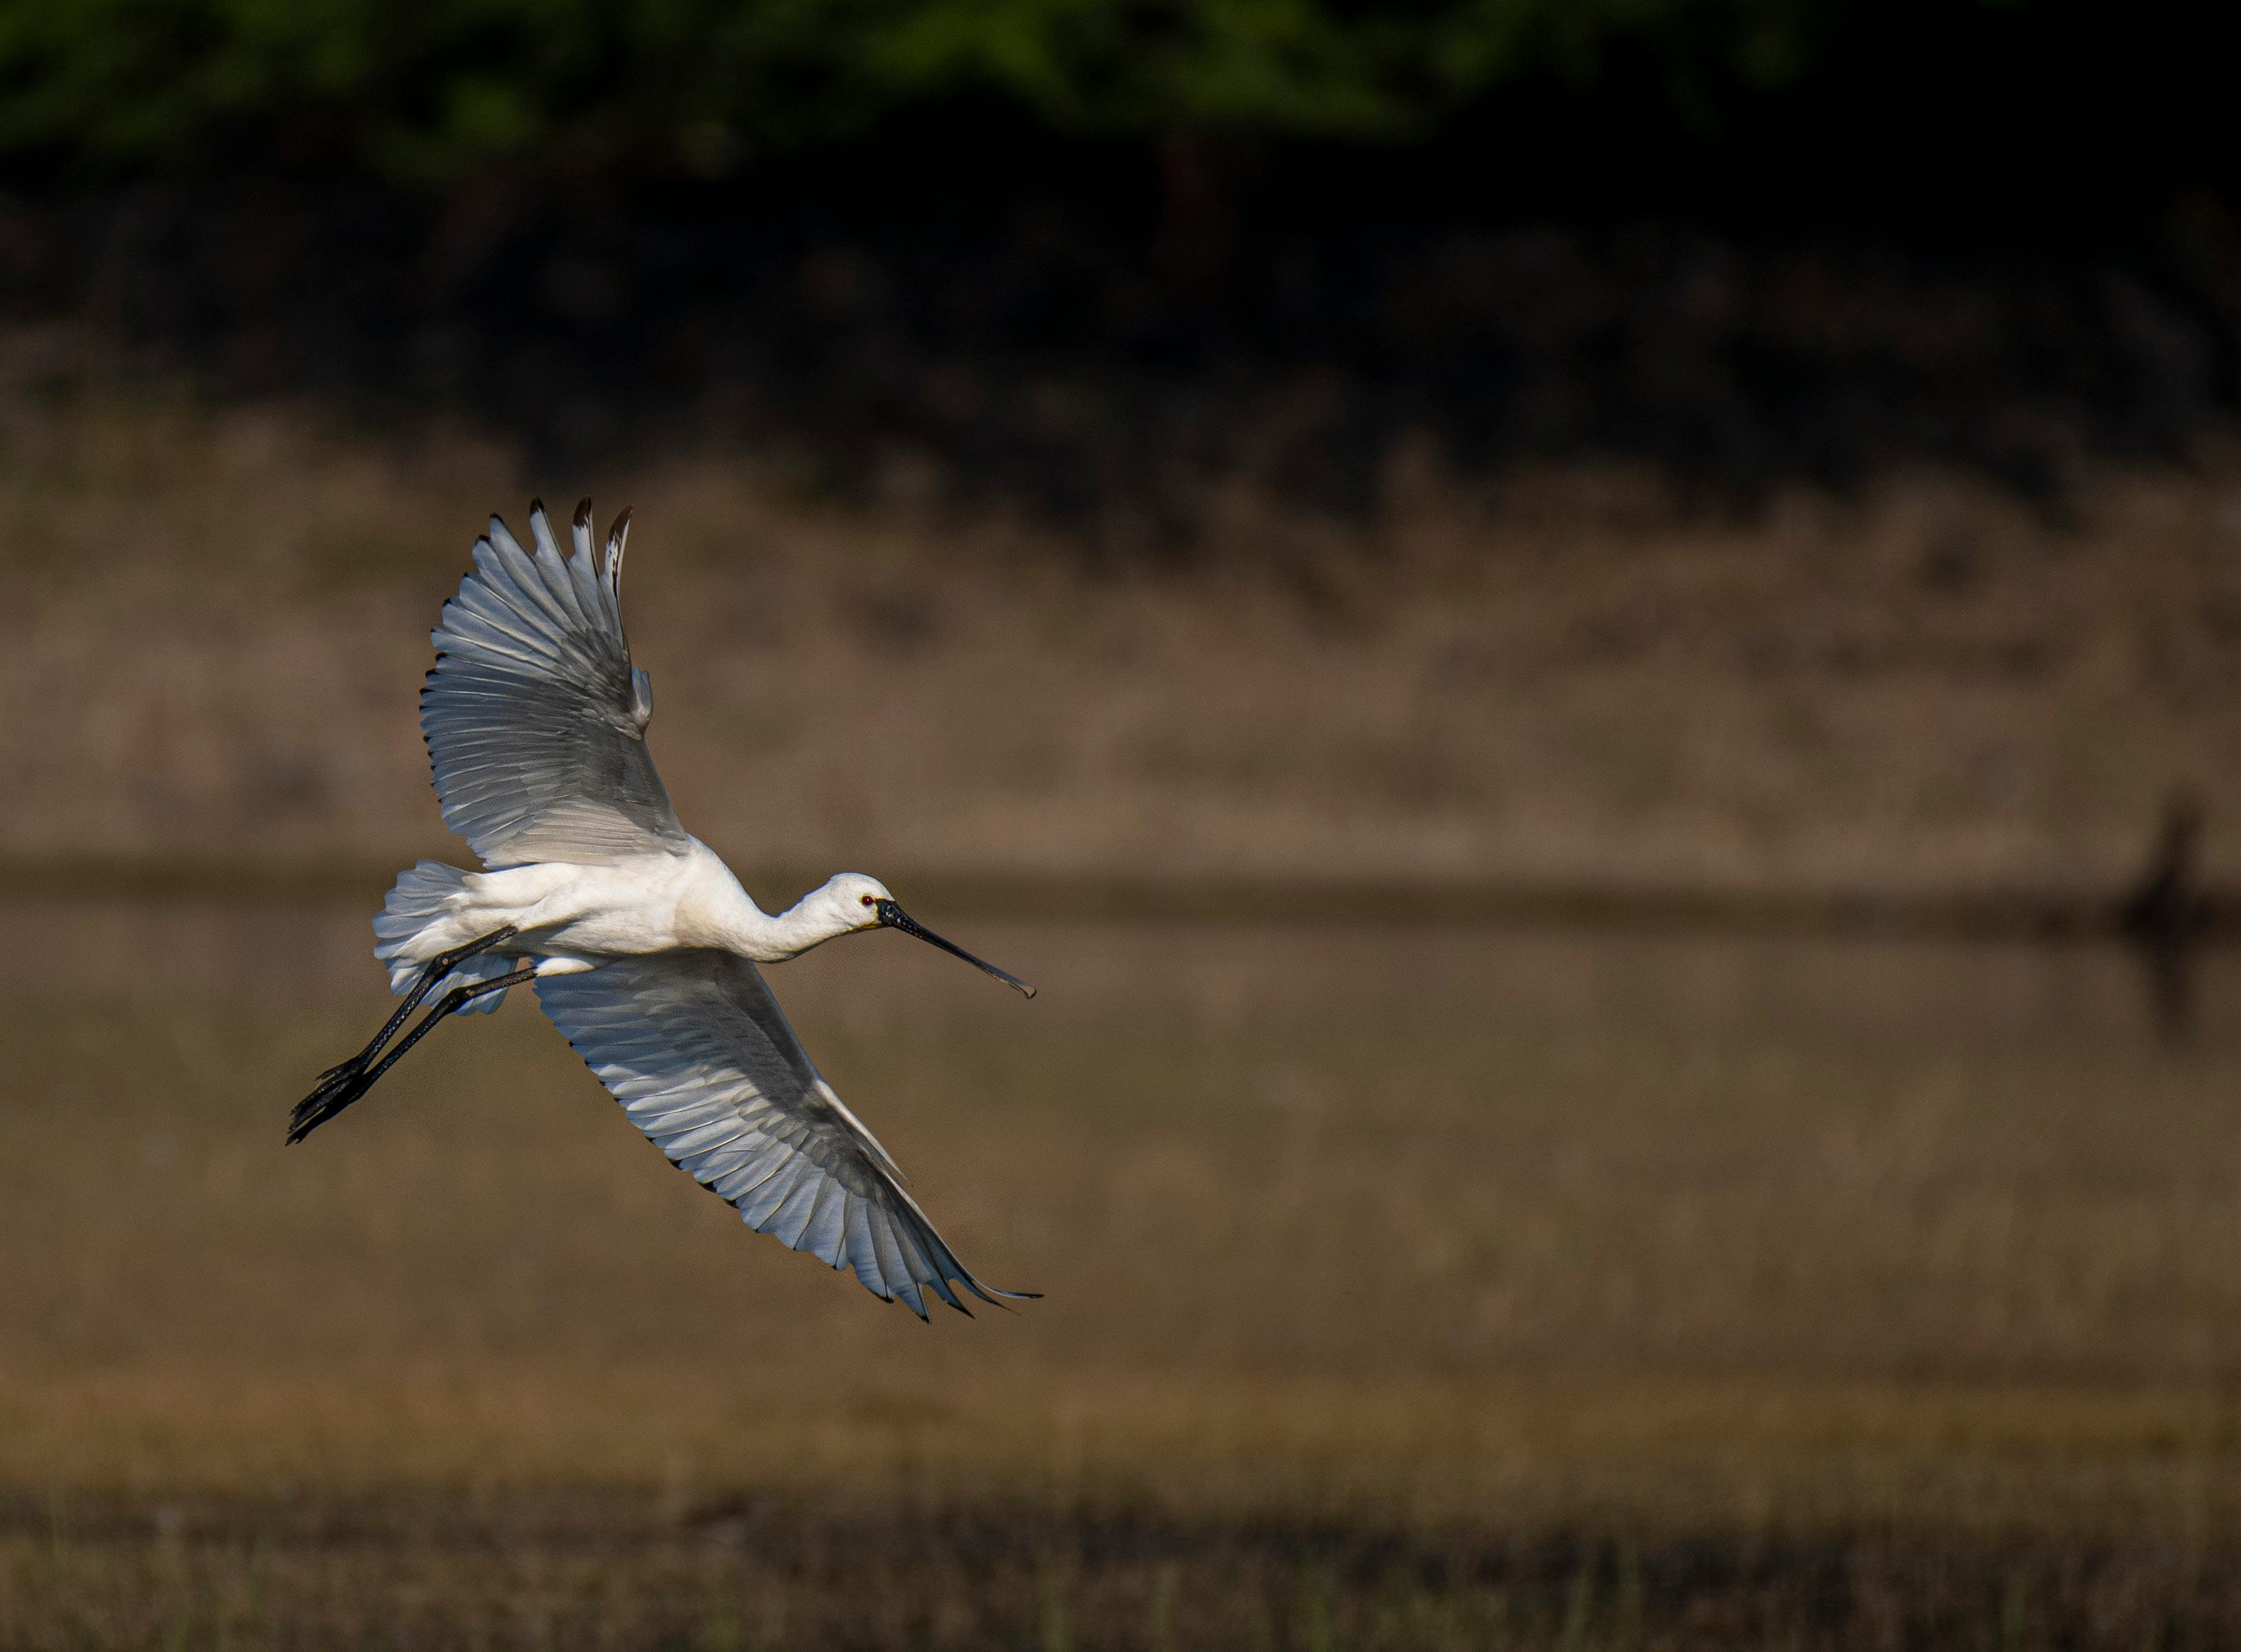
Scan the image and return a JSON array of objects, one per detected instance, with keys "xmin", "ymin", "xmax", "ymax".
[{"xmin": 290, "ymin": 500, "xmax": 1038, "ymax": 1319}]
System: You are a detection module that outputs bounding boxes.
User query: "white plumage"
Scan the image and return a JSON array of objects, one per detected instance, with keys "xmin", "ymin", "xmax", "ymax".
[{"xmin": 292, "ymin": 500, "xmax": 1037, "ymax": 1319}]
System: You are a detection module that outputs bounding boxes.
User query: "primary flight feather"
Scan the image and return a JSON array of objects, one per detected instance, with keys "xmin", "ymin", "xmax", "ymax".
[{"xmin": 293, "ymin": 499, "xmax": 1038, "ymax": 1320}]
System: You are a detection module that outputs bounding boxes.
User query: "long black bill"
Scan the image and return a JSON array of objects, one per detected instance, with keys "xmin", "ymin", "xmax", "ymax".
[{"xmin": 874, "ymin": 899, "xmax": 1036, "ymax": 998}]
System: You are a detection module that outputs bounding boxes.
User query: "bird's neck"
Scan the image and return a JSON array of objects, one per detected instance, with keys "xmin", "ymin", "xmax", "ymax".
[
  {"xmin": 679, "ymin": 850, "xmax": 850, "ymax": 962},
  {"xmin": 762, "ymin": 893, "xmax": 854, "ymax": 960},
  {"xmin": 710, "ymin": 885, "xmax": 851, "ymax": 962}
]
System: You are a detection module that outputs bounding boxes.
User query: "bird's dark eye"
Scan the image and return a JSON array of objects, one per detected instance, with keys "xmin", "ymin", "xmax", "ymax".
[{"xmin": 860, "ymin": 894, "xmax": 875, "ymax": 907}]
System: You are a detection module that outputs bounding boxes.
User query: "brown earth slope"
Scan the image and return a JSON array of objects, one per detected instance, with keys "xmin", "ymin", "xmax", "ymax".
[{"xmin": 8, "ymin": 391, "xmax": 2239, "ymax": 903}]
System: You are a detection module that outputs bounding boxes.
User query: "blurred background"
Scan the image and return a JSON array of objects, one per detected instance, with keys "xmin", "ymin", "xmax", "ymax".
[{"xmin": 4, "ymin": 1, "xmax": 2241, "ymax": 1646}]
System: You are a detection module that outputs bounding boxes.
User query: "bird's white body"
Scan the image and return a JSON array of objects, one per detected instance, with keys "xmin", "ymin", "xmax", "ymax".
[
  {"xmin": 297, "ymin": 498, "xmax": 1035, "ymax": 1320},
  {"xmin": 387, "ymin": 840, "xmax": 880, "ymax": 977}
]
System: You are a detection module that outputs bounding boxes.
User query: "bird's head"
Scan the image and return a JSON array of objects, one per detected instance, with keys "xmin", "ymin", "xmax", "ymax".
[
  {"xmin": 818, "ymin": 873, "xmax": 896, "ymax": 932},
  {"xmin": 815, "ymin": 873, "xmax": 1035, "ymax": 998}
]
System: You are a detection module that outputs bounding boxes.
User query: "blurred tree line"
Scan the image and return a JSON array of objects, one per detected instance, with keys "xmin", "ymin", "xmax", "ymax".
[
  {"xmin": 0, "ymin": 0, "xmax": 2229, "ymax": 209},
  {"xmin": 0, "ymin": 0, "xmax": 2233, "ymax": 532}
]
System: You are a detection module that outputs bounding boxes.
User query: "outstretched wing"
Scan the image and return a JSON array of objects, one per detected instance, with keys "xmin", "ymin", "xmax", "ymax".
[
  {"xmin": 423, "ymin": 500, "xmax": 690, "ymax": 868},
  {"xmin": 536, "ymin": 951, "xmax": 1034, "ymax": 1319}
]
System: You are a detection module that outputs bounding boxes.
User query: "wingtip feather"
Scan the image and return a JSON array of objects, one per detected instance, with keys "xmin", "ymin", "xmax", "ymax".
[{"xmin": 604, "ymin": 506, "xmax": 634, "ymax": 589}]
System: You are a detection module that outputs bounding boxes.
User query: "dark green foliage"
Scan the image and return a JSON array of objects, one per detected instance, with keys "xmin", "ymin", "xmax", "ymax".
[{"xmin": 0, "ymin": 0, "xmax": 1982, "ymax": 182}]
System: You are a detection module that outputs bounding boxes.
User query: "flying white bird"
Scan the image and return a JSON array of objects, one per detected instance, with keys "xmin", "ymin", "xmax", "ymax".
[{"xmin": 291, "ymin": 500, "xmax": 1038, "ymax": 1320}]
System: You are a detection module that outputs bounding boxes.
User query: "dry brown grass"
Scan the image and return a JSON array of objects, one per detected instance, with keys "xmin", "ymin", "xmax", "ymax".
[
  {"xmin": 8, "ymin": 1489, "xmax": 2241, "ymax": 1651},
  {"xmin": 1, "ymin": 896, "xmax": 2238, "ymax": 1642},
  {"xmin": 4, "ymin": 381, "xmax": 2240, "ymax": 896}
]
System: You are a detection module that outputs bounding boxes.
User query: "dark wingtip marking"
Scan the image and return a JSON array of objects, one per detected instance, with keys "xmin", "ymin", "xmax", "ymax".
[
  {"xmin": 604, "ymin": 506, "xmax": 635, "ymax": 586},
  {"xmin": 528, "ymin": 496, "xmax": 546, "ymax": 518},
  {"xmin": 573, "ymin": 497, "xmax": 593, "ymax": 529},
  {"xmin": 959, "ymin": 1272, "xmax": 1040, "ymax": 1309}
]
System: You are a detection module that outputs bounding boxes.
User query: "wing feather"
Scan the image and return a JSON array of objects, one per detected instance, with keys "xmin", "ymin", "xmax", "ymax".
[
  {"xmin": 842, "ymin": 1207, "xmax": 882, "ymax": 1298},
  {"xmin": 423, "ymin": 500, "xmax": 688, "ymax": 868},
  {"xmin": 536, "ymin": 951, "xmax": 1032, "ymax": 1319}
]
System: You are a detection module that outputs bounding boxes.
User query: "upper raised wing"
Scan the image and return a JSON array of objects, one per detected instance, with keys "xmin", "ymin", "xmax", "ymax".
[
  {"xmin": 422, "ymin": 500, "xmax": 690, "ymax": 868},
  {"xmin": 536, "ymin": 950, "xmax": 1034, "ymax": 1319}
]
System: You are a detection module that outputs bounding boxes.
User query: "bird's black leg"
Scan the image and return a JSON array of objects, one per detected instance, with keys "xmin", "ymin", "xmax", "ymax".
[
  {"xmin": 289, "ymin": 941, "xmax": 529, "ymax": 1147},
  {"xmin": 289, "ymin": 963, "xmax": 536, "ymax": 1144},
  {"xmin": 313, "ymin": 926, "xmax": 522, "ymax": 1085}
]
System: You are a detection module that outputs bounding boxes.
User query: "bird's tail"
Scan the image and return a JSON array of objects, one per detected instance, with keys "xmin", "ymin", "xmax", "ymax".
[{"xmin": 373, "ymin": 860, "xmax": 515, "ymax": 1015}]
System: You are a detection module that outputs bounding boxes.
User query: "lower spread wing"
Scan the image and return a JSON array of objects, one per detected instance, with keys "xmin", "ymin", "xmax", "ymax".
[
  {"xmin": 535, "ymin": 951, "xmax": 1031, "ymax": 1319},
  {"xmin": 423, "ymin": 500, "xmax": 690, "ymax": 868}
]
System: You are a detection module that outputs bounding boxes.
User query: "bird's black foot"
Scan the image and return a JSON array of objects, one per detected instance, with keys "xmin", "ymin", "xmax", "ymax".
[
  {"xmin": 288, "ymin": 957, "xmax": 537, "ymax": 1146},
  {"xmin": 289, "ymin": 925, "xmax": 524, "ymax": 1145},
  {"xmin": 289, "ymin": 1059, "xmax": 374, "ymax": 1143}
]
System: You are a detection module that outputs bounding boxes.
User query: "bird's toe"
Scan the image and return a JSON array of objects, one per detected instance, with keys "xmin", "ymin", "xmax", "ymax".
[{"xmin": 288, "ymin": 1066, "xmax": 370, "ymax": 1142}]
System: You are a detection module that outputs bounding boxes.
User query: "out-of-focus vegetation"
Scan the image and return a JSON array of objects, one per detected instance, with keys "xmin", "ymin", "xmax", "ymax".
[
  {"xmin": 0, "ymin": 0, "xmax": 2232, "ymax": 529},
  {"xmin": 0, "ymin": 0, "xmax": 1839, "ymax": 175},
  {"xmin": 1, "ymin": 1, "xmax": 2233, "ymax": 528},
  {"xmin": 0, "ymin": 0, "xmax": 2230, "ymax": 197}
]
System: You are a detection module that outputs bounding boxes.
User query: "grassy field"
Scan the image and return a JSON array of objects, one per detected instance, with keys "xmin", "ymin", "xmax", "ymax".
[{"xmin": 0, "ymin": 896, "xmax": 2237, "ymax": 1644}]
